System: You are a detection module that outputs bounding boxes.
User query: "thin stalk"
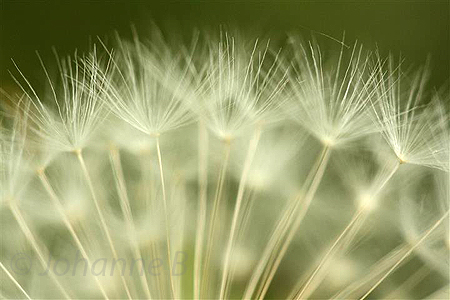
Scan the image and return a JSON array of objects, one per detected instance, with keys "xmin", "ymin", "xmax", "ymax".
[
  {"xmin": 236, "ymin": 187, "xmax": 257, "ymax": 243},
  {"xmin": 293, "ymin": 161, "xmax": 400, "ymax": 299},
  {"xmin": 243, "ymin": 193, "xmax": 298, "ymax": 299},
  {"xmin": 386, "ymin": 265, "xmax": 430, "ymax": 299},
  {"xmin": 291, "ymin": 208, "xmax": 366, "ymax": 299},
  {"xmin": 330, "ymin": 243, "xmax": 411, "ymax": 299},
  {"xmin": 172, "ymin": 177, "xmax": 188, "ymax": 298},
  {"xmin": 8, "ymin": 202, "xmax": 71, "ymax": 299},
  {"xmin": 154, "ymin": 135, "xmax": 177, "ymax": 298},
  {"xmin": 141, "ymin": 232, "xmax": 164, "ymax": 299},
  {"xmin": 227, "ymin": 187, "xmax": 257, "ymax": 297},
  {"xmin": 257, "ymin": 145, "xmax": 331, "ymax": 299},
  {"xmin": 139, "ymin": 152, "xmax": 153, "ymax": 209},
  {"xmin": 151, "ymin": 243, "xmax": 165, "ymax": 298},
  {"xmin": 109, "ymin": 146, "xmax": 152, "ymax": 299},
  {"xmin": 201, "ymin": 140, "xmax": 232, "ymax": 298},
  {"xmin": 194, "ymin": 121, "xmax": 208, "ymax": 300},
  {"xmin": 251, "ymin": 190, "xmax": 302, "ymax": 299},
  {"xmin": 360, "ymin": 210, "xmax": 449, "ymax": 300},
  {"xmin": 219, "ymin": 126, "xmax": 262, "ymax": 299},
  {"xmin": 243, "ymin": 145, "xmax": 329, "ymax": 299},
  {"xmin": 37, "ymin": 169, "xmax": 110, "ymax": 300},
  {"xmin": 75, "ymin": 149, "xmax": 132, "ymax": 299},
  {"xmin": 139, "ymin": 152, "xmax": 164, "ymax": 299},
  {"xmin": 0, "ymin": 261, "xmax": 31, "ymax": 299}
]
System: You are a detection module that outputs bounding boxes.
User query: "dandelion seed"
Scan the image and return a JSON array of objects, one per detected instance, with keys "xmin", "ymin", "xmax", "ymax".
[
  {"xmin": 11, "ymin": 49, "xmax": 109, "ymax": 154},
  {"xmin": 371, "ymin": 57, "xmax": 449, "ymax": 171},
  {"xmin": 196, "ymin": 33, "xmax": 288, "ymax": 140},
  {"xmin": 1, "ymin": 28, "xmax": 448, "ymax": 299},
  {"xmin": 286, "ymin": 39, "xmax": 378, "ymax": 147},
  {"xmin": 99, "ymin": 35, "xmax": 195, "ymax": 136},
  {"xmin": 400, "ymin": 170, "xmax": 449, "ymax": 278}
]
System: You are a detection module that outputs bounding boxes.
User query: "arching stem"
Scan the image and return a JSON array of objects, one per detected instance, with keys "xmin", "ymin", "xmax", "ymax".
[
  {"xmin": 109, "ymin": 146, "xmax": 152, "ymax": 299},
  {"xmin": 0, "ymin": 261, "xmax": 31, "ymax": 299},
  {"xmin": 255, "ymin": 145, "xmax": 331, "ymax": 299},
  {"xmin": 37, "ymin": 168, "xmax": 110, "ymax": 300},
  {"xmin": 219, "ymin": 125, "xmax": 262, "ymax": 299},
  {"xmin": 154, "ymin": 135, "xmax": 177, "ymax": 298},
  {"xmin": 201, "ymin": 139, "xmax": 232, "ymax": 298},
  {"xmin": 292, "ymin": 161, "xmax": 400, "ymax": 299},
  {"xmin": 8, "ymin": 201, "xmax": 71, "ymax": 299},
  {"xmin": 360, "ymin": 210, "xmax": 449, "ymax": 300},
  {"xmin": 75, "ymin": 149, "xmax": 132, "ymax": 299},
  {"xmin": 194, "ymin": 121, "xmax": 209, "ymax": 300}
]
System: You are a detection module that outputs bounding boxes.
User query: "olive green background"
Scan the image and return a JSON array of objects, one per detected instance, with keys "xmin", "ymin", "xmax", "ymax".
[{"xmin": 0, "ymin": 1, "xmax": 449, "ymax": 90}]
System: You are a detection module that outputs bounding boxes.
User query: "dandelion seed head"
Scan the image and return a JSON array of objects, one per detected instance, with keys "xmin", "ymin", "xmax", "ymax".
[
  {"xmin": 0, "ymin": 103, "xmax": 34, "ymax": 203},
  {"xmin": 98, "ymin": 35, "xmax": 196, "ymax": 137},
  {"xmin": 1, "ymin": 28, "xmax": 448, "ymax": 299},
  {"xmin": 11, "ymin": 50, "xmax": 109, "ymax": 154},
  {"xmin": 286, "ymin": 40, "xmax": 377, "ymax": 147},
  {"xmin": 196, "ymin": 34, "xmax": 287, "ymax": 140},
  {"xmin": 371, "ymin": 57, "xmax": 449, "ymax": 171}
]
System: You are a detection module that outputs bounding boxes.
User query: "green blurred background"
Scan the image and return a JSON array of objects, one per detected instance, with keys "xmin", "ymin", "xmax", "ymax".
[{"xmin": 0, "ymin": 0, "xmax": 449, "ymax": 91}]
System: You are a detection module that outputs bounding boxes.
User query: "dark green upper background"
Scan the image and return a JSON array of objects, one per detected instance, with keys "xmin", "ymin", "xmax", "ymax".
[{"xmin": 1, "ymin": 0, "xmax": 449, "ymax": 90}]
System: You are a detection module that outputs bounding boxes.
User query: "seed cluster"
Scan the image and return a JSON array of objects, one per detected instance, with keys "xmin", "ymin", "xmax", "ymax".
[{"xmin": 1, "ymin": 31, "xmax": 448, "ymax": 299}]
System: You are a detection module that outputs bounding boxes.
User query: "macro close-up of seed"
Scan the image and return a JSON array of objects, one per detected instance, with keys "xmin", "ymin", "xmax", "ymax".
[{"xmin": 0, "ymin": 1, "xmax": 449, "ymax": 299}]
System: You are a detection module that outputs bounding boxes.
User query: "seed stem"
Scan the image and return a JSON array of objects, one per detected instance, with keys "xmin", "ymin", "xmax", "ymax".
[
  {"xmin": 38, "ymin": 169, "xmax": 110, "ymax": 300},
  {"xmin": 139, "ymin": 152, "xmax": 165, "ymax": 298},
  {"xmin": 109, "ymin": 146, "xmax": 152, "ymax": 299},
  {"xmin": 201, "ymin": 139, "xmax": 232, "ymax": 298},
  {"xmin": 155, "ymin": 136, "xmax": 177, "ymax": 298},
  {"xmin": 76, "ymin": 149, "xmax": 132, "ymax": 299},
  {"xmin": 292, "ymin": 161, "xmax": 400, "ymax": 299},
  {"xmin": 0, "ymin": 261, "xmax": 31, "ymax": 299},
  {"xmin": 360, "ymin": 210, "xmax": 449, "ymax": 300},
  {"xmin": 219, "ymin": 125, "xmax": 262, "ymax": 299},
  {"xmin": 194, "ymin": 121, "xmax": 209, "ymax": 300},
  {"xmin": 8, "ymin": 201, "xmax": 71, "ymax": 299},
  {"xmin": 257, "ymin": 145, "xmax": 331, "ymax": 299}
]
